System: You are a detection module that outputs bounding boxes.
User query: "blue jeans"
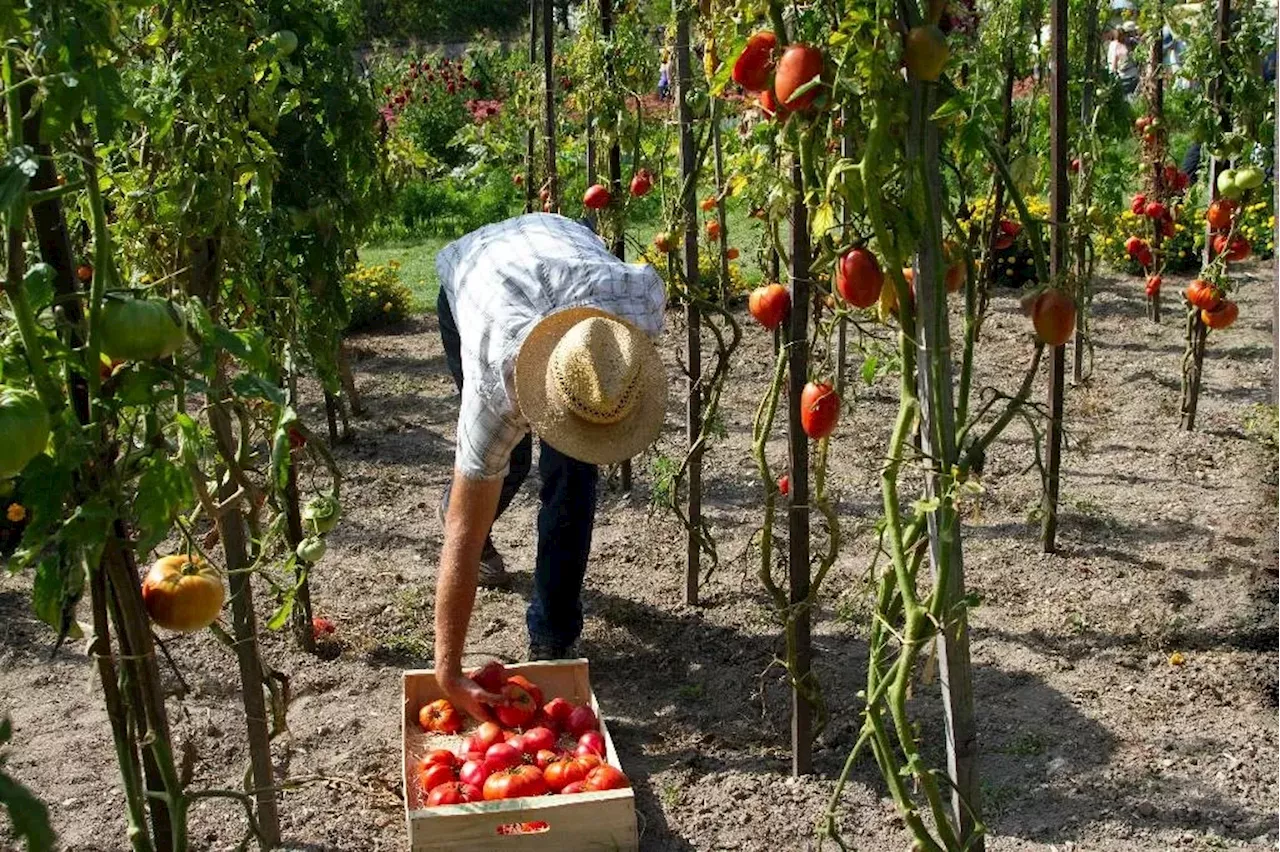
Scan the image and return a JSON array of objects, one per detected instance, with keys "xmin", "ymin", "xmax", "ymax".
[{"xmin": 437, "ymin": 289, "xmax": 598, "ymax": 650}]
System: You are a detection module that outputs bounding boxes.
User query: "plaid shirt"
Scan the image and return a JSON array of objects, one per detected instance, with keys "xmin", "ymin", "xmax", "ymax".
[{"xmin": 435, "ymin": 214, "xmax": 666, "ymax": 480}]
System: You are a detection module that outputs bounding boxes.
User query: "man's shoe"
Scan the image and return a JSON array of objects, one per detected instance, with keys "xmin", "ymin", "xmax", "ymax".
[
  {"xmin": 478, "ymin": 540, "xmax": 510, "ymax": 589},
  {"xmin": 527, "ymin": 641, "xmax": 576, "ymax": 662}
]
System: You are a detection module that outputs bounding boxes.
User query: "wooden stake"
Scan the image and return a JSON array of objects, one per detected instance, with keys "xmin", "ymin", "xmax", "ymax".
[
  {"xmin": 1146, "ymin": 12, "xmax": 1165, "ymax": 324},
  {"xmin": 525, "ymin": 0, "xmax": 537, "ymax": 213},
  {"xmin": 915, "ymin": 80, "xmax": 984, "ymax": 850},
  {"xmin": 1073, "ymin": 0, "xmax": 1099, "ymax": 384},
  {"xmin": 1042, "ymin": 0, "xmax": 1069, "ymax": 553},
  {"xmin": 1183, "ymin": 0, "xmax": 1231, "ymax": 429},
  {"xmin": 602, "ymin": 0, "xmax": 632, "ymax": 492},
  {"xmin": 1269, "ymin": 0, "xmax": 1280, "ymax": 404},
  {"xmin": 542, "ymin": 0, "xmax": 558, "ymax": 208},
  {"xmin": 786, "ymin": 155, "xmax": 812, "ymax": 777},
  {"xmin": 675, "ymin": 0, "xmax": 701, "ymax": 606}
]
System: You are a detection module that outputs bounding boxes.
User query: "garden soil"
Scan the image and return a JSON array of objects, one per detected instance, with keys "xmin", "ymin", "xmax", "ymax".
[{"xmin": 1, "ymin": 264, "xmax": 1277, "ymax": 851}]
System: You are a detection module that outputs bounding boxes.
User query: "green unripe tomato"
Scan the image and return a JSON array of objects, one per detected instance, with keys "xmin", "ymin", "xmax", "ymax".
[
  {"xmin": 1217, "ymin": 169, "xmax": 1244, "ymax": 200},
  {"xmin": 296, "ymin": 535, "xmax": 327, "ymax": 563},
  {"xmin": 302, "ymin": 494, "xmax": 341, "ymax": 534},
  {"xmin": 0, "ymin": 388, "xmax": 50, "ymax": 479},
  {"xmin": 270, "ymin": 30, "xmax": 298, "ymax": 57},
  {"xmin": 1235, "ymin": 165, "xmax": 1265, "ymax": 190},
  {"xmin": 99, "ymin": 296, "xmax": 187, "ymax": 362}
]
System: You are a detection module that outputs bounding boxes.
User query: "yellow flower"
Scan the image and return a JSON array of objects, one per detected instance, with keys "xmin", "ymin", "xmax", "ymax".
[{"xmin": 6, "ymin": 503, "xmax": 26, "ymax": 523}]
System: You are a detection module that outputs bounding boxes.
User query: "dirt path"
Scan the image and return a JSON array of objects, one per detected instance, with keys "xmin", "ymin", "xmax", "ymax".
[{"xmin": 1, "ymin": 265, "xmax": 1275, "ymax": 851}]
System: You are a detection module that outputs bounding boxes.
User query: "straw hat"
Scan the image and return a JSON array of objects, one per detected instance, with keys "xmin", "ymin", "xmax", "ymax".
[{"xmin": 515, "ymin": 307, "xmax": 667, "ymax": 465}]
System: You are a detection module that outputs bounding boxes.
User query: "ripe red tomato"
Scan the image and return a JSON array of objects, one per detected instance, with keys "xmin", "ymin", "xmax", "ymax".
[
  {"xmin": 506, "ymin": 675, "xmax": 543, "ymax": 708},
  {"xmin": 576, "ymin": 730, "xmax": 605, "ymax": 757},
  {"xmin": 505, "ymin": 733, "xmax": 524, "ymax": 751},
  {"xmin": 1031, "ymin": 289, "xmax": 1076, "ymax": 347},
  {"xmin": 1206, "ymin": 199, "xmax": 1236, "ymax": 230},
  {"xmin": 1202, "ymin": 299, "xmax": 1239, "ymax": 330},
  {"xmin": 726, "ymin": 247, "xmax": 740, "ymax": 260},
  {"xmin": 732, "ymin": 30, "xmax": 778, "ymax": 92},
  {"xmin": 773, "ymin": 45, "xmax": 823, "ymax": 112},
  {"xmin": 565, "ymin": 704, "xmax": 598, "ymax": 738},
  {"xmin": 418, "ymin": 699, "xmax": 462, "ymax": 734},
  {"xmin": 903, "ymin": 25, "xmax": 949, "ymax": 82},
  {"xmin": 1124, "ymin": 235, "xmax": 1145, "ymax": 256},
  {"xmin": 542, "ymin": 697, "xmax": 573, "ymax": 732},
  {"xmin": 993, "ymin": 219, "xmax": 1021, "ymax": 251},
  {"xmin": 534, "ymin": 749, "xmax": 558, "ymax": 769},
  {"xmin": 748, "ymin": 283, "xmax": 790, "ymax": 331},
  {"xmin": 1136, "ymin": 247, "xmax": 1154, "ymax": 269},
  {"xmin": 836, "ymin": 247, "xmax": 884, "ymax": 308},
  {"xmin": 311, "ymin": 615, "xmax": 334, "ymax": 637},
  {"xmin": 777, "ymin": 474, "xmax": 790, "ymax": 496},
  {"xmin": 583, "ymin": 184, "xmax": 610, "ymax": 210},
  {"xmin": 560, "ymin": 780, "xmax": 587, "ymax": 794},
  {"xmin": 421, "ymin": 749, "xmax": 458, "ymax": 770},
  {"xmin": 470, "ymin": 660, "xmax": 507, "ymax": 693},
  {"xmin": 483, "ymin": 765, "xmax": 547, "ymax": 800},
  {"xmin": 1185, "ymin": 279, "xmax": 1223, "ymax": 311},
  {"xmin": 141, "ymin": 555, "xmax": 225, "ymax": 633},
  {"xmin": 759, "ymin": 88, "xmax": 781, "ymax": 118},
  {"xmin": 520, "ymin": 727, "xmax": 556, "ymax": 756},
  {"xmin": 1212, "ymin": 234, "xmax": 1251, "ymax": 262},
  {"xmin": 543, "ymin": 757, "xmax": 589, "ymax": 792},
  {"xmin": 653, "ymin": 232, "xmax": 672, "ymax": 253},
  {"xmin": 706, "ymin": 219, "xmax": 721, "ymax": 240},
  {"xmin": 76, "ymin": 264, "xmax": 93, "ymax": 283},
  {"xmin": 1144, "ymin": 201, "xmax": 1166, "ymax": 219},
  {"xmin": 495, "ymin": 682, "xmax": 537, "ymax": 728},
  {"xmin": 700, "ymin": 195, "xmax": 717, "ymax": 212},
  {"xmin": 426, "ymin": 782, "xmax": 482, "ymax": 807},
  {"xmin": 629, "ymin": 169, "xmax": 652, "ymax": 197},
  {"xmin": 799, "ymin": 382, "xmax": 839, "ymax": 439},
  {"xmin": 1145, "ymin": 275, "xmax": 1162, "ymax": 297},
  {"xmin": 1130, "ymin": 193, "xmax": 1147, "ymax": 215},
  {"xmin": 1069, "ymin": 157, "xmax": 1081, "ymax": 173},
  {"xmin": 418, "ymin": 762, "xmax": 456, "ymax": 794},
  {"xmin": 483, "ymin": 742, "xmax": 523, "ymax": 774},
  {"xmin": 459, "ymin": 759, "xmax": 489, "ymax": 787},
  {"xmin": 583, "ymin": 765, "xmax": 630, "ymax": 792}
]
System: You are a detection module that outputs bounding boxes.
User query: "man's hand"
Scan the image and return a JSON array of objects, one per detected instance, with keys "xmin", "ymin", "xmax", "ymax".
[{"xmin": 436, "ymin": 668, "xmax": 503, "ymax": 724}]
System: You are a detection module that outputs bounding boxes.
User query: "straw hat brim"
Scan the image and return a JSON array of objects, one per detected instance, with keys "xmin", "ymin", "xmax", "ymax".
[{"xmin": 514, "ymin": 306, "xmax": 667, "ymax": 466}]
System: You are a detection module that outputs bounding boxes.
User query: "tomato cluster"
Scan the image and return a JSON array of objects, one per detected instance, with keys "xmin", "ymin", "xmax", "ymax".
[{"xmin": 415, "ymin": 664, "xmax": 630, "ymax": 806}]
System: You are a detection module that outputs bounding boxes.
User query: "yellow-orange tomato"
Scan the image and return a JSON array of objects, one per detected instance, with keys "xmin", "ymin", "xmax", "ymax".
[
  {"xmin": 141, "ymin": 555, "xmax": 225, "ymax": 633},
  {"xmin": 1202, "ymin": 300, "xmax": 1238, "ymax": 330}
]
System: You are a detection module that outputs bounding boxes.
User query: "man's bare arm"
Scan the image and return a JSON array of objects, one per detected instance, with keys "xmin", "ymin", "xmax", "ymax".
[{"xmin": 434, "ymin": 468, "xmax": 504, "ymax": 721}]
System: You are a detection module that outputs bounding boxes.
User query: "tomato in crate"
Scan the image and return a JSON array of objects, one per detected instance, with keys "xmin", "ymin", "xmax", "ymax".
[{"xmin": 402, "ymin": 659, "xmax": 637, "ymax": 851}]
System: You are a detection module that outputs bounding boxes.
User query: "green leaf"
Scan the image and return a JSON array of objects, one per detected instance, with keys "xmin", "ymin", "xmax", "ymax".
[
  {"xmin": 861, "ymin": 355, "xmax": 879, "ymax": 385},
  {"xmin": 133, "ymin": 455, "xmax": 194, "ymax": 555},
  {"xmin": 230, "ymin": 373, "xmax": 284, "ymax": 406},
  {"xmin": 0, "ymin": 146, "xmax": 38, "ymax": 215},
  {"xmin": 266, "ymin": 557, "xmax": 302, "ymax": 631},
  {"xmin": 21, "ymin": 264, "xmax": 54, "ymax": 314},
  {"xmin": 31, "ymin": 553, "xmax": 83, "ymax": 643}
]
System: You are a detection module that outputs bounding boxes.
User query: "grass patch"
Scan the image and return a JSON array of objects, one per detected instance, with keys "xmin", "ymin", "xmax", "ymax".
[
  {"xmin": 360, "ymin": 238, "xmax": 450, "ymax": 312},
  {"xmin": 359, "ymin": 183, "xmax": 773, "ymax": 316}
]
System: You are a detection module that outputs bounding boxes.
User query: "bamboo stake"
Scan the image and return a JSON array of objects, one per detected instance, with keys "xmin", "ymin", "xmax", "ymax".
[
  {"xmin": 1073, "ymin": 0, "xmax": 1099, "ymax": 384},
  {"xmin": 1146, "ymin": 9, "xmax": 1165, "ymax": 324}
]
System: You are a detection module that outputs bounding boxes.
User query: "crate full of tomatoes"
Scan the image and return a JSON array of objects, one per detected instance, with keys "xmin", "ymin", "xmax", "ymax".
[{"xmin": 402, "ymin": 659, "xmax": 637, "ymax": 851}]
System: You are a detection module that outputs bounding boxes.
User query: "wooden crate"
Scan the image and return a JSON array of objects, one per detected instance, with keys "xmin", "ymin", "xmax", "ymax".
[{"xmin": 402, "ymin": 660, "xmax": 638, "ymax": 852}]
